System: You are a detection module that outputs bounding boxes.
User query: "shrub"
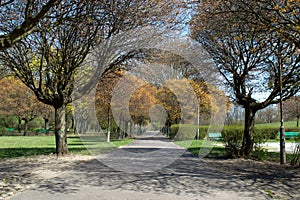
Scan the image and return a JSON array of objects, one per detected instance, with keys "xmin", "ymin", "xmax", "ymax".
[
  {"xmin": 170, "ymin": 124, "xmax": 208, "ymax": 140},
  {"xmin": 221, "ymin": 126, "xmax": 278, "ymax": 158},
  {"xmin": 0, "ymin": 127, "xmax": 7, "ymax": 136},
  {"xmin": 221, "ymin": 128, "xmax": 243, "ymax": 158},
  {"xmin": 290, "ymin": 144, "xmax": 300, "ymax": 167}
]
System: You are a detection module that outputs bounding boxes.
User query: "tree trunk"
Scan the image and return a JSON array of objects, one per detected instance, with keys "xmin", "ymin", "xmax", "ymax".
[
  {"xmin": 242, "ymin": 106, "xmax": 256, "ymax": 157},
  {"xmin": 55, "ymin": 105, "xmax": 68, "ymax": 156},
  {"xmin": 44, "ymin": 118, "xmax": 49, "ymax": 135},
  {"xmin": 297, "ymin": 116, "xmax": 299, "ymax": 127},
  {"xmin": 107, "ymin": 107, "xmax": 110, "ymax": 143},
  {"xmin": 124, "ymin": 121, "xmax": 128, "ymax": 137},
  {"xmin": 18, "ymin": 117, "xmax": 22, "ymax": 133},
  {"xmin": 71, "ymin": 116, "xmax": 74, "ymax": 130},
  {"xmin": 23, "ymin": 120, "xmax": 28, "ymax": 136}
]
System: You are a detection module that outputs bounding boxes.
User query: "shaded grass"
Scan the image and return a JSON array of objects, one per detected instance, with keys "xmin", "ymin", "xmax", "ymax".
[
  {"xmin": 252, "ymin": 150, "xmax": 295, "ymax": 163},
  {"xmin": 0, "ymin": 135, "xmax": 134, "ymax": 160},
  {"xmin": 175, "ymin": 139, "xmax": 296, "ymax": 163},
  {"xmin": 175, "ymin": 140, "xmax": 226, "ymax": 158}
]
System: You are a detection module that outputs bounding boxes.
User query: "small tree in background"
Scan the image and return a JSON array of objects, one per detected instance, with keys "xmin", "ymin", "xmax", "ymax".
[
  {"xmin": 283, "ymin": 96, "xmax": 300, "ymax": 127},
  {"xmin": 0, "ymin": 77, "xmax": 51, "ymax": 135}
]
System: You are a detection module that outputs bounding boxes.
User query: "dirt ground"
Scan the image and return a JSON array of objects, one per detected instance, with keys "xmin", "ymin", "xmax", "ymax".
[{"xmin": 0, "ymin": 155, "xmax": 299, "ymax": 200}]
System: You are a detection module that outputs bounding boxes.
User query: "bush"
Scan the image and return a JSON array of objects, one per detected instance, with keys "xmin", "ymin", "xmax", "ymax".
[
  {"xmin": 221, "ymin": 126, "xmax": 279, "ymax": 158},
  {"xmin": 170, "ymin": 124, "xmax": 208, "ymax": 140},
  {"xmin": 291, "ymin": 144, "xmax": 300, "ymax": 167},
  {"xmin": 253, "ymin": 128, "xmax": 277, "ymax": 143},
  {"xmin": 222, "ymin": 128, "xmax": 243, "ymax": 158},
  {"xmin": 0, "ymin": 127, "xmax": 7, "ymax": 136}
]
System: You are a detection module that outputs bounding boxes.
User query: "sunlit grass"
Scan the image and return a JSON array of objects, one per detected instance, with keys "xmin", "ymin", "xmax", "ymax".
[
  {"xmin": 0, "ymin": 135, "xmax": 134, "ymax": 160},
  {"xmin": 255, "ymin": 121, "xmax": 298, "ymax": 128},
  {"xmin": 175, "ymin": 139, "xmax": 297, "ymax": 163},
  {"xmin": 175, "ymin": 139, "xmax": 226, "ymax": 157}
]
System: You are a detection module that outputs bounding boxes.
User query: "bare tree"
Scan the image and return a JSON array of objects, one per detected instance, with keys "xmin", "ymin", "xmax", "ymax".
[
  {"xmin": 0, "ymin": 0, "xmax": 183, "ymax": 155},
  {"xmin": 0, "ymin": 1, "xmax": 100, "ymax": 155},
  {"xmin": 256, "ymin": 106, "xmax": 279, "ymax": 124},
  {"xmin": 0, "ymin": 0, "xmax": 59, "ymax": 50},
  {"xmin": 191, "ymin": 0, "xmax": 300, "ymax": 157},
  {"xmin": 206, "ymin": 0, "xmax": 300, "ymax": 49},
  {"xmin": 283, "ymin": 96, "xmax": 300, "ymax": 127}
]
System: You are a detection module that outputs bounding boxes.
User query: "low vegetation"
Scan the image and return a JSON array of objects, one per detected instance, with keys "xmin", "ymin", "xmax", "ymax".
[
  {"xmin": 0, "ymin": 135, "xmax": 133, "ymax": 160},
  {"xmin": 172, "ymin": 122, "xmax": 300, "ymax": 164}
]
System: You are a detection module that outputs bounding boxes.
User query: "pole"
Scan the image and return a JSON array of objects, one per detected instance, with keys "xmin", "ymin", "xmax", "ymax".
[{"xmin": 279, "ymin": 51, "xmax": 286, "ymax": 165}]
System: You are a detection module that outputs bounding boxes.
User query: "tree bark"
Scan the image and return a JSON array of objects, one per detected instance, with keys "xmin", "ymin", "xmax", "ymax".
[
  {"xmin": 107, "ymin": 107, "xmax": 110, "ymax": 142},
  {"xmin": 55, "ymin": 105, "xmax": 68, "ymax": 156},
  {"xmin": 44, "ymin": 118, "xmax": 49, "ymax": 135},
  {"xmin": 242, "ymin": 106, "xmax": 256, "ymax": 157},
  {"xmin": 18, "ymin": 117, "xmax": 22, "ymax": 133},
  {"xmin": 124, "ymin": 121, "xmax": 128, "ymax": 137},
  {"xmin": 23, "ymin": 120, "xmax": 28, "ymax": 136},
  {"xmin": 297, "ymin": 116, "xmax": 299, "ymax": 127}
]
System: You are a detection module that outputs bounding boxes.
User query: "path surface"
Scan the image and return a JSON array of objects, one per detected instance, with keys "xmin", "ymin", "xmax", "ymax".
[
  {"xmin": 7, "ymin": 132, "xmax": 300, "ymax": 200},
  {"xmin": 263, "ymin": 142, "xmax": 299, "ymax": 153}
]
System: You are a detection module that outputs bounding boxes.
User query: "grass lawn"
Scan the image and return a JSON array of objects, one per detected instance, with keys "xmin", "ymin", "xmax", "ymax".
[
  {"xmin": 0, "ymin": 135, "xmax": 134, "ymax": 160},
  {"xmin": 175, "ymin": 140, "xmax": 227, "ymax": 158},
  {"xmin": 255, "ymin": 121, "xmax": 298, "ymax": 128}
]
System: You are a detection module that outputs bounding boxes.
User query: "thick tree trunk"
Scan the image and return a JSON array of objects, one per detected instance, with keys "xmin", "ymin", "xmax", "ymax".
[
  {"xmin": 242, "ymin": 106, "xmax": 256, "ymax": 157},
  {"xmin": 55, "ymin": 105, "xmax": 68, "ymax": 156}
]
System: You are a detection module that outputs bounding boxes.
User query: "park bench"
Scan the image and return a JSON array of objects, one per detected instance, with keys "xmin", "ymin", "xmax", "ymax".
[
  {"xmin": 277, "ymin": 132, "xmax": 299, "ymax": 139},
  {"xmin": 5, "ymin": 127, "xmax": 16, "ymax": 132},
  {"xmin": 208, "ymin": 133, "xmax": 223, "ymax": 141}
]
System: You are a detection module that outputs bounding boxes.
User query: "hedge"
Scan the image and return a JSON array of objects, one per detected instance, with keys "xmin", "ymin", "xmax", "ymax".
[{"xmin": 169, "ymin": 124, "xmax": 208, "ymax": 140}]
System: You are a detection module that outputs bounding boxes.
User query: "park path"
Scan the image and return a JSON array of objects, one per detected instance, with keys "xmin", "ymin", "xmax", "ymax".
[{"xmin": 8, "ymin": 132, "xmax": 280, "ymax": 200}]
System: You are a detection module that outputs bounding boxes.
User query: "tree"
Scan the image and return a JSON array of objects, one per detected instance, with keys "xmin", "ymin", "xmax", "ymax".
[
  {"xmin": 283, "ymin": 96, "xmax": 300, "ymax": 127},
  {"xmin": 129, "ymin": 84, "xmax": 158, "ymax": 127},
  {"xmin": 221, "ymin": 0, "xmax": 300, "ymax": 49},
  {"xmin": 0, "ymin": 0, "xmax": 59, "ymax": 51},
  {"xmin": 191, "ymin": 0, "xmax": 300, "ymax": 157},
  {"xmin": 95, "ymin": 68, "xmax": 125, "ymax": 141},
  {"xmin": 0, "ymin": 77, "xmax": 51, "ymax": 135},
  {"xmin": 1, "ymin": 0, "xmax": 182, "ymax": 155},
  {"xmin": 0, "ymin": 1, "xmax": 100, "ymax": 154},
  {"xmin": 256, "ymin": 106, "xmax": 279, "ymax": 124},
  {"xmin": 37, "ymin": 103, "xmax": 54, "ymax": 134}
]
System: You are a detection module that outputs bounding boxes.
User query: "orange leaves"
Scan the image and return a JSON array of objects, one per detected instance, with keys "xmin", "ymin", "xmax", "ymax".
[
  {"xmin": 129, "ymin": 84, "xmax": 158, "ymax": 125},
  {"xmin": 0, "ymin": 77, "xmax": 51, "ymax": 119}
]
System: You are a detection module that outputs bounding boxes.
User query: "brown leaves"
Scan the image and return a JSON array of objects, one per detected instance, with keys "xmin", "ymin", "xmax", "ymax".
[{"xmin": 0, "ymin": 77, "xmax": 52, "ymax": 120}]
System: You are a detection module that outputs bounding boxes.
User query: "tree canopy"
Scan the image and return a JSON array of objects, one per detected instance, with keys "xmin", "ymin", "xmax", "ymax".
[
  {"xmin": 191, "ymin": 0, "xmax": 300, "ymax": 157},
  {"xmin": 0, "ymin": 0, "xmax": 59, "ymax": 50}
]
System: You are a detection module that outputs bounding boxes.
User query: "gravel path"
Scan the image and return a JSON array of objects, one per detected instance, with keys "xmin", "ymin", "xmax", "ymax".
[
  {"xmin": 0, "ymin": 154, "xmax": 95, "ymax": 200},
  {"xmin": 1, "ymin": 134, "xmax": 300, "ymax": 200}
]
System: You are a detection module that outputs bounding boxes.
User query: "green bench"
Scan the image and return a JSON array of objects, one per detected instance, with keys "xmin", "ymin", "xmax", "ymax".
[
  {"xmin": 208, "ymin": 133, "xmax": 223, "ymax": 141},
  {"xmin": 277, "ymin": 132, "xmax": 299, "ymax": 139},
  {"xmin": 5, "ymin": 128, "xmax": 16, "ymax": 132}
]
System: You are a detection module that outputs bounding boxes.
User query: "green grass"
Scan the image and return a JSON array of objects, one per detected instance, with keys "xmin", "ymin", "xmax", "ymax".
[
  {"xmin": 0, "ymin": 135, "xmax": 134, "ymax": 160},
  {"xmin": 252, "ymin": 150, "xmax": 295, "ymax": 163},
  {"xmin": 255, "ymin": 121, "xmax": 298, "ymax": 128},
  {"xmin": 175, "ymin": 139, "xmax": 297, "ymax": 163}
]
